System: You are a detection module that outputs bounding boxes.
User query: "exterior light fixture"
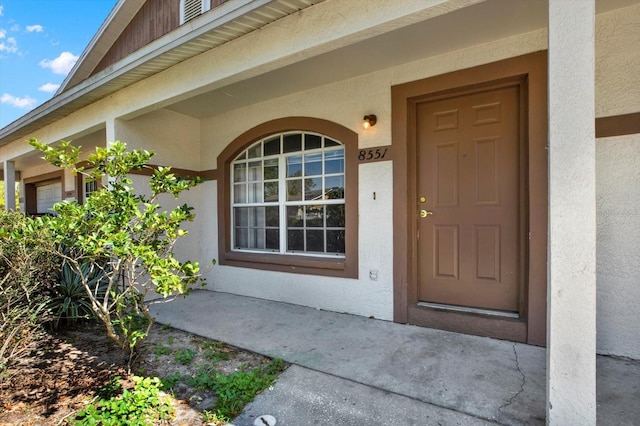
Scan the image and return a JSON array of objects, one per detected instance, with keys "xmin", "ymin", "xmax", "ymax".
[{"xmin": 362, "ymin": 114, "xmax": 377, "ymax": 129}]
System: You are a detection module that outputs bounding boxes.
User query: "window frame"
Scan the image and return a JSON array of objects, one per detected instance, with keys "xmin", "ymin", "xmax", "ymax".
[{"xmin": 217, "ymin": 117, "xmax": 359, "ymax": 278}]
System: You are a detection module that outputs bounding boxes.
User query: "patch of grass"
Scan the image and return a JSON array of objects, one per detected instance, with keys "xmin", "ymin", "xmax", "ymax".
[
  {"xmin": 167, "ymin": 336, "xmax": 175, "ymax": 345},
  {"xmin": 211, "ymin": 360, "xmax": 284, "ymax": 419},
  {"xmin": 174, "ymin": 348, "xmax": 198, "ymax": 365},
  {"xmin": 201, "ymin": 341, "xmax": 231, "ymax": 363},
  {"xmin": 154, "ymin": 343, "xmax": 171, "ymax": 357},
  {"xmin": 202, "ymin": 409, "xmax": 231, "ymax": 426},
  {"xmin": 160, "ymin": 323, "xmax": 172, "ymax": 331},
  {"xmin": 188, "ymin": 358, "xmax": 287, "ymax": 420},
  {"xmin": 160, "ymin": 372, "xmax": 185, "ymax": 391}
]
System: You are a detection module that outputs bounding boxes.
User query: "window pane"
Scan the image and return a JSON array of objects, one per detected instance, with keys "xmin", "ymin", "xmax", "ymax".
[
  {"xmin": 305, "ymin": 205, "xmax": 324, "ymax": 227},
  {"xmin": 283, "ymin": 133, "xmax": 302, "ymax": 153},
  {"xmin": 249, "ymin": 228, "xmax": 265, "ymax": 249},
  {"xmin": 248, "ymin": 142, "xmax": 261, "ymax": 159},
  {"xmin": 264, "ymin": 159, "xmax": 278, "ymax": 180},
  {"xmin": 265, "ymin": 206, "xmax": 279, "ymax": 227},
  {"xmin": 264, "ymin": 136, "xmax": 281, "ymax": 156},
  {"xmin": 234, "ymin": 207, "xmax": 248, "ymax": 226},
  {"xmin": 304, "ymin": 153, "xmax": 322, "ymax": 176},
  {"xmin": 287, "ymin": 156, "xmax": 302, "ymax": 177},
  {"xmin": 287, "ymin": 205, "xmax": 303, "ymax": 227},
  {"xmin": 325, "ymin": 176, "xmax": 344, "ymax": 199},
  {"xmin": 234, "ymin": 163, "xmax": 247, "ymax": 182},
  {"xmin": 326, "ymin": 204, "xmax": 345, "ymax": 227},
  {"xmin": 306, "ymin": 230, "xmax": 324, "ymax": 252},
  {"xmin": 249, "ymin": 207, "xmax": 265, "ymax": 227},
  {"xmin": 248, "ymin": 161, "xmax": 262, "ymax": 181},
  {"xmin": 287, "ymin": 229, "xmax": 304, "ymax": 252},
  {"xmin": 305, "ymin": 134, "xmax": 322, "ymax": 150},
  {"xmin": 325, "ymin": 138, "xmax": 340, "ymax": 147},
  {"xmin": 235, "ymin": 228, "xmax": 248, "ymax": 249},
  {"xmin": 325, "ymin": 149, "xmax": 344, "ymax": 174},
  {"xmin": 248, "ymin": 182, "xmax": 262, "ymax": 203},
  {"xmin": 236, "ymin": 207, "xmax": 266, "ymax": 227},
  {"xmin": 235, "ymin": 151, "xmax": 247, "ymax": 160},
  {"xmin": 304, "ymin": 177, "xmax": 322, "ymax": 200},
  {"xmin": 266, "ymin": 229, "xmax": 279, "ymax": 250},
  {"xmin": 264, "ymin": 181, "xmax": 278, "ymax": 202},
  {"xmin": 327, "ymin": 229, "xmax": 345, "ymax": 254},
  {"xmin": 234, "ymin": 184, "xmax": 247, "ymax": 203},
  {"xmin": 287, "ymin": 180, "xmax": 302, "ymax": 201}
]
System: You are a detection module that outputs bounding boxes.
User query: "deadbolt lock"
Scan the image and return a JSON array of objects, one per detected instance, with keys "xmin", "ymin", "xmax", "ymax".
[
  {"xmin": 419, "ymin": 196, "xmax": 427, "ymax": 203},
  {"xmin": 420, "ymin": 210, "xmax": 433, "ymax": 218}
]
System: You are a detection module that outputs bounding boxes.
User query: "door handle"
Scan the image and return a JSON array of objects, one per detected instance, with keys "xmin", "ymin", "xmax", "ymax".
[{"xmin": 420, "ymin": 210, "xmax": 433, "ymax": 218}]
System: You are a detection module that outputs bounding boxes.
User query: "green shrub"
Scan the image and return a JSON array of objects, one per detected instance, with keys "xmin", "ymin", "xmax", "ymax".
[
  {"xmin": 0, "ymin": 211, "xmax": 56, "ymax": 373},
  {"xmin": 30, "ymin": 139, "xmax": 204, "ymax": 372},
  {"xmin": 74, "ymin": 376, "xmax": 174, "ymax": 426}
]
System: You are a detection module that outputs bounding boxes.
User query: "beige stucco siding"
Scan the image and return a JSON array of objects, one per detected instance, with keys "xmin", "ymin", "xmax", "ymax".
[
  {"xmin": 596, "ymin": 134, "xmax": 640, "ymax": 360},
  {"xmin": 595, "ymin": 3, "xmax": 640, "ymax": 118}
]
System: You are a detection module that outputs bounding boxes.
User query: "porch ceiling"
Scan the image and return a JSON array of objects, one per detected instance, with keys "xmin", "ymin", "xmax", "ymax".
[{"xmin": 163, "ymin": 0, "xmax": 636, "ymax": 119}]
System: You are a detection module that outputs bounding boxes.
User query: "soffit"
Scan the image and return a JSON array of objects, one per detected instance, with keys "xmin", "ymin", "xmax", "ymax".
[
  {"xmin": 0, "ymin": 0, "xmax": 324, "ymax": 146},
  {"xmin": 164, "ymin": 0, "xmax": 640, "ymax": 119}
]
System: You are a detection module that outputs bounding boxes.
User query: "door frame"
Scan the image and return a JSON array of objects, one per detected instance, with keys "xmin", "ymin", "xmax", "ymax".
[{"xmin": 391, "ymin": 51, "xmax": 548, "ymax": 345}]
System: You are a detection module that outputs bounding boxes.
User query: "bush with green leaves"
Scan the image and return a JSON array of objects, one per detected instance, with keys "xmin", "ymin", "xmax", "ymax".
[
  {"xmin": 29, "ymin": 138, "xmax": 204, "ymax": 370},
  {"xmin": 74, "ymin": 375, "xmax": 174, "ymax": 425},
  {"xmin": 0, "ymin": 210, "xmax": 56, "ymax": 373}
]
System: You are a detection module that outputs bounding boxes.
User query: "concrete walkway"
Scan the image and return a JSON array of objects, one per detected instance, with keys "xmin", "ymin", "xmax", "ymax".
[{"xmin": 150, "ymin": 290, "xmax": 640, "ymax": 425}]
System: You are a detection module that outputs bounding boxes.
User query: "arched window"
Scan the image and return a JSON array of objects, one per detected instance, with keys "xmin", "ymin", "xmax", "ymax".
[
  {"xmin": 218, "ymin": 117, "xmax": 358, "ymax": 278},
  {"xmin": 231, "ymin": 132, "xmax": 345, "ymax": 256}
]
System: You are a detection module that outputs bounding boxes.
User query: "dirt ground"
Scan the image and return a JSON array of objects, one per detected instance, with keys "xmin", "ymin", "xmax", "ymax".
[{"xmin": 0, "ymin": 322, "xmax": 275, "ymax": 425}]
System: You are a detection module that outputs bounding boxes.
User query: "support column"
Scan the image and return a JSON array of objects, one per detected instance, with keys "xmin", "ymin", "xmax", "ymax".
[
  {"xmin": 547, "ymin": 0, "xmax": 596, "ymax": 425},
  {"xmin": 3, "ymin": 161, "xmax": 16, "ymax": 211}
]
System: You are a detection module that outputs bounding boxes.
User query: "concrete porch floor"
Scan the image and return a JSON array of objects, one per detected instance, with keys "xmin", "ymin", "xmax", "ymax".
[{"xmin": 150, "ymin": 290, "xmax": 640, "ymax": 425}]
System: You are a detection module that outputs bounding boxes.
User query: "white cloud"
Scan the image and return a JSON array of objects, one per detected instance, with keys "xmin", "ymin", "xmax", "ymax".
[
  {"xmin": 1, "ymin": 93, "xmax": 37, "ymax": 109},
  {"xmin": 26, "ymin": 24, "xmax": 43, "ymax": 33},
  {"xmin": 38, "ymin": 83, "xmax": 59, "ymax": 93},
  {"xmin": 0, "ymin": 36, "xmax": 17, "ymax": 53},
  {"xmin": 0, "ymin": 29, "xmax": 5, "ymax": 38},
  {"xmin": 0, "ymin": 5, "xmax": 3, "ymax": 17},
  {"xmin": 39, "ymin": 51, "xmax": 78, "ymax": 75}
]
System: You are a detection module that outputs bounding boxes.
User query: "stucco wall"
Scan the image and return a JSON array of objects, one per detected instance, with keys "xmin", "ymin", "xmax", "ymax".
[
  {"xmin": 198, "ymin": 28, "xmax": 548, "ymax": 320},
  {"xmin": 595, "ymin": 3, "xmax": 640, "ymax": 118},
  {"xmin": 596, "ymin": 134, "xmax": 640, "ymax": 360},
  {"xmin": 116, "ymin": 109, "xmax": 202, "ymax": 170}
]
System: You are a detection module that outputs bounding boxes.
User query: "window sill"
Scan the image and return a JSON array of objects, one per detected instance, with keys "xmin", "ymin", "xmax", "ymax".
[{"xmin": 220, "ymin": 250, "xmax": 357, "ymax": 278}]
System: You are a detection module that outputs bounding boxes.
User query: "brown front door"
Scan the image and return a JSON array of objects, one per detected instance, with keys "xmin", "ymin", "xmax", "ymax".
[{"xmin": 416, "ymin": 85, "xmax": 521, "ymax": 312}]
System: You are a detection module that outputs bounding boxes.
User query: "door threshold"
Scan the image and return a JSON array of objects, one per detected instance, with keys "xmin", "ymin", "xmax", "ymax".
[{"xmin": 417, "ymin": 302, "xmax": 519, "ymax": 319}]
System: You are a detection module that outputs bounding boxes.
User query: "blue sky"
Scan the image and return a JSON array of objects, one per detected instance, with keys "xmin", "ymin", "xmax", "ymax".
[{"xmin": 0, "ymin": 0, "xmax": 117, "ymax": 129}]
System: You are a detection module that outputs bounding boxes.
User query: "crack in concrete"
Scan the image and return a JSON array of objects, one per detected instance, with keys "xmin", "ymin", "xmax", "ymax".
[{"xmin": 498, "ymin": 343, "xmax": 526, "ymax": 413}]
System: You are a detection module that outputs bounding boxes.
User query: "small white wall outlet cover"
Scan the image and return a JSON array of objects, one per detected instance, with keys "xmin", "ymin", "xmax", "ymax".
[{"xmin": 369, "ymin": 269, "xmax": 379, "ymax": 280}]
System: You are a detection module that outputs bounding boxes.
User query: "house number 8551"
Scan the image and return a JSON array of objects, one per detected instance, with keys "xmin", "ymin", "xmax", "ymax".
[{"xmin": 358, "ymin": 148, "xmax": 388, "ymax": 161}]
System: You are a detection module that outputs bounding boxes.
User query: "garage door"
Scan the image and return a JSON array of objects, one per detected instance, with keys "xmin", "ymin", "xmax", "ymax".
[{"xmin": 36, "ymin": 182, "xmax": 62, "ymax": 214}]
